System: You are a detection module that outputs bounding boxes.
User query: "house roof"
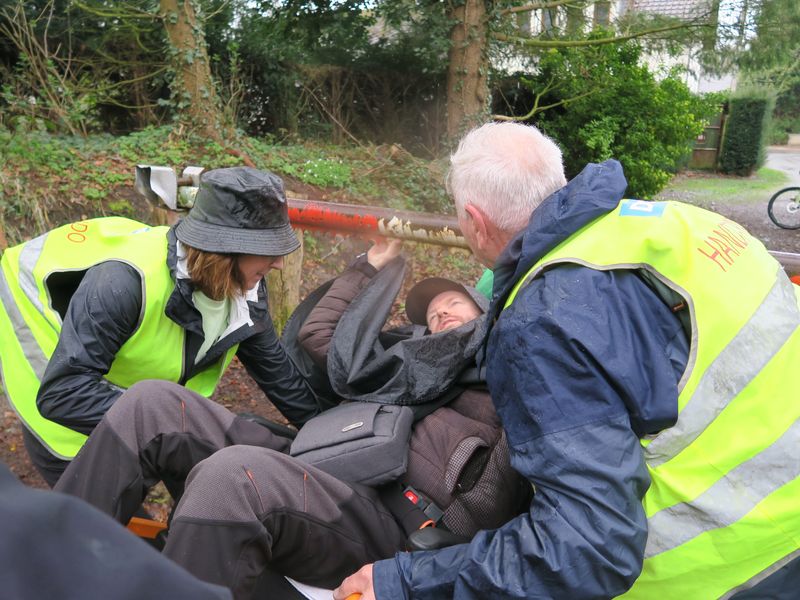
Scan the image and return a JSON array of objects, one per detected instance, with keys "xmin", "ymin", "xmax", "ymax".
[{"xmin": 631, "ymin": 0, "xmax": 711, "ymax": 20}]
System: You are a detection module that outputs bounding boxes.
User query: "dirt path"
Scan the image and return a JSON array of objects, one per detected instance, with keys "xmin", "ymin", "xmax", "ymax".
[
  {"xmin": 657, "ymin": 182, "xmax": 799, "ymax": 254},
  {"xmin": 706, "ymin": 201, "xmax": 798, "ymax": 254},
  {"xmin": 765, "ymin": 146, "xmax": 800, "ymax": 187}
]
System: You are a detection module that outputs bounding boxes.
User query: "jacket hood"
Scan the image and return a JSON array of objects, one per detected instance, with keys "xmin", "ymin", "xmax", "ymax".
[{"xmin": 490, "ymin": 160, "xmax": 628, "ymax": 316}]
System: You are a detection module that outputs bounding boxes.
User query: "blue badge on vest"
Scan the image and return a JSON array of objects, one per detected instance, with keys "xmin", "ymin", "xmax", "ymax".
[{"xmin": 620, "ymin": 200, "xmax": 666, "ymax": 217}]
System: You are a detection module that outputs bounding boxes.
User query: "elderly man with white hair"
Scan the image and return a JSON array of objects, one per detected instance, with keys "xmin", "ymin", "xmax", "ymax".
[{"xmin": 336, "ymin": 122, "xmax": 800, "ymax": 599}]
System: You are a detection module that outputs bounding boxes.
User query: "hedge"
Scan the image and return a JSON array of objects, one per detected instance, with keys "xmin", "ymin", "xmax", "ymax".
[{"xmin": 718, "ymin": 92, "xmax": 775, "ymax": 176}]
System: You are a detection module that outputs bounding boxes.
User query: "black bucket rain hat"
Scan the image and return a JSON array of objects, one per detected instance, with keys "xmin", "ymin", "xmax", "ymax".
[
  {"xmin": 175, "ymin": 167, "xmax": 300, "ymax": 256},
  {"xmin": 405, "ymin": 277, "xmax": 488, "ymax": 327}
]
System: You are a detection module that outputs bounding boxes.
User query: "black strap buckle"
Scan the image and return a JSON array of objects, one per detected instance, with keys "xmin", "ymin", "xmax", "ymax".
[{"xmin": 402, "ymin": 485, "xmax": 444, "ymax": 526}]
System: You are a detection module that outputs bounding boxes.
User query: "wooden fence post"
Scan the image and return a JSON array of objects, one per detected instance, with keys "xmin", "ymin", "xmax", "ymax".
[
  {"xmin": 267, "ymin": 229, "xmax": 304, "ymax": 335},
  {"xmin": 0, "ymin": 221, "xmax": 7, "ymax": 251},
  {"xmin": 149, "ymin": 206, "xmax": 181, "ymax": 227}
]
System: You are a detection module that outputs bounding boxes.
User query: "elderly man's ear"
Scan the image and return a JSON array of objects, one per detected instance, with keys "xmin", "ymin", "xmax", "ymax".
[{"xmin": 463, "ymin": 203, "xmax": 505, "ymax": 267}]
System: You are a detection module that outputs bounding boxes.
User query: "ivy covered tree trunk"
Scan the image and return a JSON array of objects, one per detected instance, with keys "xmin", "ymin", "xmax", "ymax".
[
  {"xmin": 159, "ymin": 0, "xmax": 223, "ymax": 140},
  {"xmin": 446, "ymin": 0, "xmax": 490, "ymax": 140}
]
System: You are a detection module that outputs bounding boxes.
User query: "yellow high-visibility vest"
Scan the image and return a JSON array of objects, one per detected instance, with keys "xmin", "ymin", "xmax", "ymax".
[
  {"xmin": 0, "ymin": 217, "xmax": 236, "ymax": 459},
  {"xmin": 504, "ymin": 200, "xmax": 800, "ymax": 597}
]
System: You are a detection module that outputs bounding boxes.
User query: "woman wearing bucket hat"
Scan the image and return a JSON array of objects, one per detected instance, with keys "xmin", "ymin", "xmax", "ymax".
[{"xmin": 0, "ymin": 166, "xmax": 319, "ymax": 486}]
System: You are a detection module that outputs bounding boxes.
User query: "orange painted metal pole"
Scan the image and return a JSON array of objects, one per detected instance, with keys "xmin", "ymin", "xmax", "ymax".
[{"xmin": 286, "ymin": 198, "xmax": 464, "ymax": 248}]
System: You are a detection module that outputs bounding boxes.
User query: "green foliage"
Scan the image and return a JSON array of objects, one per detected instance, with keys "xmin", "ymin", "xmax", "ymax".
[
  {"xmin": 499, "ymin": 40, "xmax": 718, "ymax": 198},
  {"xmin": 0, "ymin": 46, "xmax": 102, "ymax": 136},
  {"xmin": 368, "ymin": 153, "xmax": 449, "ymax": 214},
  {"xmin": 82, "ymin": 186, "xmax": 106, "ymax": 200},
  {"xmin": 718, "ymin": 91, "xmax": 775, "ymax": 176},
  {"xmin": 767, "ymin": 114, "xmax": 799, "ymax": 145},
  {"xmin": 704, "ymin": 1, "xmax": 799, "ymax": 150},
  {"xmin": 233, "ymin": 1, "xmax": 451, "ymax": 149},
  {"xmin": 765, "ymin": 81, "xmax": 800, "ymax": 145},
  {"xmin": 297, "ymin": 159, "xmax": 352, "ymax": 188},
  {"xmin": 302, "ymin": 230, "xmax": 319, "ymax": 253},
  {"xmin": 262, "ymin": 152, "xmax": 352, "ymax": 188},
  {"xmin": 106, "ymin": 199, "xmax": 136, "ymax": 216},
  {"xmin": 736, "ymin": 0, "xmax": 800, "ymax": 79},
  {"xmin": 0, "ymin": 129, "xmax": 81, "ymax": 173},
  {"xmin": 116, "ymin": 126, "xmax": 242, "ymax": 170},
  {"xmin": 243, "ymin": 136, "xmax": 447, "ymax": 211},
  {"xmin": 0, "ymin": 0, "xmax": 169, "ymax": 133}
]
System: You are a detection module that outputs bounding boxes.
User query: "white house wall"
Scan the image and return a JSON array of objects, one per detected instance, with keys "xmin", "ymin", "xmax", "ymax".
[{"xmin": 494, "ymin": 0, "xmax": 736, "ymax": 94}]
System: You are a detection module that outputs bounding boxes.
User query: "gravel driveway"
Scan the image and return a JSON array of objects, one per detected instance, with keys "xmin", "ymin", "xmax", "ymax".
[{"xmin": 660, "ymin": 147, "xmax": 800, "ymax": 254}]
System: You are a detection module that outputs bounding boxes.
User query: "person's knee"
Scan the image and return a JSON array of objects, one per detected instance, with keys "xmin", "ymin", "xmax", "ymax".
[
  {"xmin": 189, "ymin": 445, "xmax": 290, "ymax": 486},
  {"xmin": 113, "ymin": 379, "xmax": 182, "ymax": 412},
  {"xmin": 177, "ymin": 447, "xmax": 304, "ymax": 521},
  {"xmin": 104, "ymin": 380, "xmax": 189, "ymax": 438}
]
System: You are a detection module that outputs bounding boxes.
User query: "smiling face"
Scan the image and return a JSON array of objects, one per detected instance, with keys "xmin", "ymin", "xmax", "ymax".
[
  {"xmin": 236, "ymin": 254, "xmax": 284, "ymax": 289},
  {"xmin": 425, "ymin": 290, "xmax": 482, "ymax": 334}
]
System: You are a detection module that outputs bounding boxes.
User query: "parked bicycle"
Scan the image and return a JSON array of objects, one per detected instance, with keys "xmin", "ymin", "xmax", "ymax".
[{"xmin": 768, "ymin": 177, "xmax": 800, "ymax": 229}]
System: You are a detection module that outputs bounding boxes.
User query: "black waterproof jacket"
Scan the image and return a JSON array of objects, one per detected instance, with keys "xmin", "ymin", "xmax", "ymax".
[
  {"xmin": 0, "ymin": 461, "xmax": 231, "ymax": 599},
  {"xmin": 36, "ymin": 227, "xmax": 319, "ymax": 438},
  {"xmin": 290, "ymin": 256, "xmax": 530, "ymax": 537}
]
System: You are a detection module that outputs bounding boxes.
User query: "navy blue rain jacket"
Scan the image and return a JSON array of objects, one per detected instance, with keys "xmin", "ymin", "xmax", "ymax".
[
  {"xmin": 0, "ymin": 462, "xmax": 231, "ymax": 600},
  {"xmin": 372, "ymin": 160, "xmax": 690, "ymax": 599}
]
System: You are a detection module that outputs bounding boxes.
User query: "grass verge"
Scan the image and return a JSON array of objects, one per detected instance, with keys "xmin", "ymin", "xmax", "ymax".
[{"xmin": 656, "ymin": 168, "xmax": 789, "ymax": 206}]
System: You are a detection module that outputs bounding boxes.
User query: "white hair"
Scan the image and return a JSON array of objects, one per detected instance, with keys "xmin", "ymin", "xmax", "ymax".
[{"xmin": 447, "ymin": 122, "xmax": 567, "ymax": 234}]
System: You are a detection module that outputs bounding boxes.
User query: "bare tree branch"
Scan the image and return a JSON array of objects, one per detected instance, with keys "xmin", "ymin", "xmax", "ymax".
[
  {"xmin": 494, "ymin": 20, "xmax": 709, "ymax": 47},
  {"xmin": 493, "ymin": 88, "xmax": 596, "ymax": 121},
  {"xmin": 301, "ymin": 82, "xmax": 363, "ymax": 147},
  {"xmin": 71, "ymin": 0, "xmax": 156, "ymax": 20},
  {"xmin": 501, "ymin": 0, "xmax": 586, "ymax": 15}
]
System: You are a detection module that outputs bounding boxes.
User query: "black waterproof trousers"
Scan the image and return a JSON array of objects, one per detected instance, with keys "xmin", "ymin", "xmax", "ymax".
[{"xmin": 55, "ymin": 380, "xmax": 407, "ymax": 600}]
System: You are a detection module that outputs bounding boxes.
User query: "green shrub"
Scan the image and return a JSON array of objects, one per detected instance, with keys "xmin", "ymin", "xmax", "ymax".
[
  {"xmin": 718, "ymin": 91, "xmax": 775, "ymax": 175},
  {"xmin": 495, "ymin": 40, "xmax": 719, "ymax": 198},
  {"xmin": 768, "ymin": 114, "xmax": 800, "ymax": 145}
]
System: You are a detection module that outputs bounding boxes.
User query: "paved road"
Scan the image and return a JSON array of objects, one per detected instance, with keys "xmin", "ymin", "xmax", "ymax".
[{"xmin": 766, "ymin": 146, "xmax": 800, "ymax": 186}]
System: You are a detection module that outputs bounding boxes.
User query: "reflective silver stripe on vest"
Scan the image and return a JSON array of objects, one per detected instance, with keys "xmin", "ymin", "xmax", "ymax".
[
  {"xmin": 18, "ymin": 233, "xmax": 48, "ymax": 319},
  {"xmin": 646, "ymin": 273, "xmax": 800, "ymax": 467},
  {"xmin": 645, "ymin": 415, "xmax": 800, "ymax": 559},
  {"xmin": 0, "ymin": 267, "xmax": 49, "ymax": 379},
  {"xmin": 720, "ymin": 546, "xmax": 800, "ymax": 599}
]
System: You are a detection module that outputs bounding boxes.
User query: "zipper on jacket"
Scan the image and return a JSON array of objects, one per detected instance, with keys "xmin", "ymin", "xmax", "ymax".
[{"xmin": 178, "ymin": 331, "xmax": 188, "ymax": 385}]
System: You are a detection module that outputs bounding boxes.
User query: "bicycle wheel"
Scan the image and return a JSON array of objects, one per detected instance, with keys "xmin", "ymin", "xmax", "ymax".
[{"xmin": 768, "ymin": 187, "xmax": 800, "ymax": 230}]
